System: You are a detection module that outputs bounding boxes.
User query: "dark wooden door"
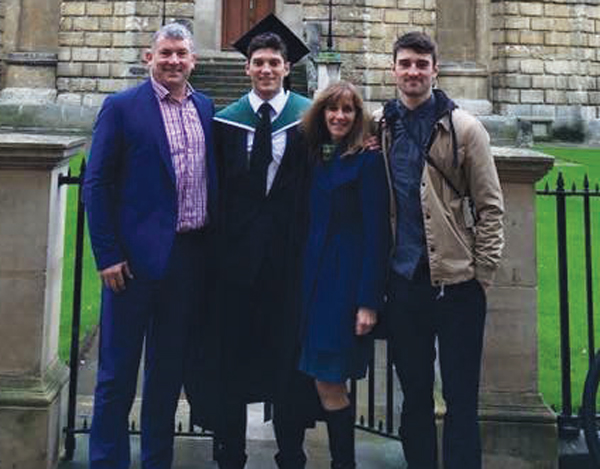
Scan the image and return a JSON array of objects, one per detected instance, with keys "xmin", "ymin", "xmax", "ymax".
[{"xmin": 221, "ymin": 0, "xmax": 276, "ymax": 50}]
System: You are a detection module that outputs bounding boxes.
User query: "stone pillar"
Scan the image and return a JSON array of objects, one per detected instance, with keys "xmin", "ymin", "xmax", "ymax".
[
  {"xmin": 0, "ymin": 0, "xmax": 61, "ymax": 103},
  {"xmin": 480, "ymin": 147, "xmax": 557, "ymax": 469},
  {"xmin": 0, "ymin": 133, "xmax": 86, "ymax": 469},
  {"xmin": 436, "ymin": 0, "xmax": 493, "ymax": 115}
]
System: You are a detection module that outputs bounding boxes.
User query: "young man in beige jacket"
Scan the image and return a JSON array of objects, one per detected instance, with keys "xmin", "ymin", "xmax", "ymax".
[{"xmin": 376, "ymin": 31, "xmax": 504, "ymax": 469}]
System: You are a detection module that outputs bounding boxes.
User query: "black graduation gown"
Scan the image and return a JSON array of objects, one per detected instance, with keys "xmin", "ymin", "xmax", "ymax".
[{"xmin": 189, "ymin": 121, "xmax": 320, "ymax": 432}]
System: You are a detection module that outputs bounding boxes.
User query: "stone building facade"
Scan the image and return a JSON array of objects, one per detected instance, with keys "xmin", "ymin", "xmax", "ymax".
[
  {"xmin": 492, "ymin": 1, "xmax": 600, "ymax": 134},
  {"xmin": 57, "ymin": 0, "xmax": 195, "ymax": 107},
  {"xmin": 0, "ymin": 0, "xmax": 599, "ymax": 138}
]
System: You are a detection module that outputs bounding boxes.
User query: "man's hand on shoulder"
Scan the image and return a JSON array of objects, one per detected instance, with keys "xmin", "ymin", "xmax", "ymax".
[
  {"xmin": 363, "ymin": 135, "xmax": 381, "ymax": 152},
  {"xmin": 100, "ymin": 261, "xmax": 133, "ymax": 293}
]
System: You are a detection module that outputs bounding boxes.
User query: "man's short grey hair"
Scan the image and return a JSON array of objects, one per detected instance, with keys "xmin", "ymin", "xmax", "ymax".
[{"xmin": 152, "ymin": 22, "xmax": 195, "ymax": 52}]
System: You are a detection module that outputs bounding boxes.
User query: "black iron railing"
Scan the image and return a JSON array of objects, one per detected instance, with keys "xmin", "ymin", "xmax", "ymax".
[
  {"xmin": 537, "ymin": 172, "xmax": 600, "ymax": 437},
  {"xmin": 351, "ymin": 341, "xmax": 401, "ymax": 440},
  {"xmin": 58, "ymin": 161, "xmax": 87, "ymax": 460}
]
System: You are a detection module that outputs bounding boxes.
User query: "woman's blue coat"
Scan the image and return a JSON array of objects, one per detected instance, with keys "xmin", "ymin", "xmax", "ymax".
[{"xmin": 302, "ymin": 148, "xmax": 390, "ymax": 354}]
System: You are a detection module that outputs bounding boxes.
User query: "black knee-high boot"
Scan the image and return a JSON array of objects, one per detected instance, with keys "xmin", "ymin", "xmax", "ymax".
[
  {"xmin": 273, "ymin": 416, "xmax": 307, "ymax": 469},
  {"xmin": 325, "ymin": 406, "xmax": 356, "ymax": 469}
]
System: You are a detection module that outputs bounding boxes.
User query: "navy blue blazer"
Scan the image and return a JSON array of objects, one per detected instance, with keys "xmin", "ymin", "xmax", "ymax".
[
  {"xmin": 84, "ymin": 79, "xmax": 217, "ymax": 280},
  {"xmin": 302, "ymin": 149, "xmax": 390, "ymax": 352}
]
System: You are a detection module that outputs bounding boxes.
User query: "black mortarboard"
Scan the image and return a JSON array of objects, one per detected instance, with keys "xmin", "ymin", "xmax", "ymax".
[{"xmin": 232, "ymin": 13, "xmax": 310, "ymax": 65}]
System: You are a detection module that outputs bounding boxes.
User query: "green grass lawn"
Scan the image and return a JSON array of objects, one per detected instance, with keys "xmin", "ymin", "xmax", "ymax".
[
  {"xmin": 535, "ymin": 146, "xmax": 600, "ymax": 412},
  {"xmin": 59, "ymin": 153, "xmax": 101, "ymax": 361}
]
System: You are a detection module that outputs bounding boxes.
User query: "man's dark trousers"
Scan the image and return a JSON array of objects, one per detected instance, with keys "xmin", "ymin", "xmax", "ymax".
[
  {"xmin": 216, "ymin": 258, "xmax": 307, "ymax": 469},
  {"xmin": 89, "ymin": 232, "xmax": 206, "ymax": 469},
  {"xmin": 386, "ymin": 268, "xmax": 486, "ymax": 469}
]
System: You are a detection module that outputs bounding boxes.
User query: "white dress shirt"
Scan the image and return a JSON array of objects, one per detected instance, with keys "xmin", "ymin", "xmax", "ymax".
[{"xmin": 247, "ymin": 88, "xmax": 289, "ymax": 194}]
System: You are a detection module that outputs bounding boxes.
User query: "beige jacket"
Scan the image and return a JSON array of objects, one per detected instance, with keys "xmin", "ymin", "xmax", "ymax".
[{"xmin": 374, "ymin": 103, "xmax": 505, "ymax": 287}]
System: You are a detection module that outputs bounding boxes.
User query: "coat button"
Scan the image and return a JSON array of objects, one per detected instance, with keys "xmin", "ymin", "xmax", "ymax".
[
  {"xmin": 426, "ymin": 213, "xmax": 431, "ymax": 220},
  {"xmin": 430, "ymin": 246, "xmax": 435, "ymax": 252}
]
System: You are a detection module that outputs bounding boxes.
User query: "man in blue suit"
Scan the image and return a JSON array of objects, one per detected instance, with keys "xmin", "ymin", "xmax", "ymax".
[{"xmin": 83, "ymin": 23, "xmax": 216, "ymax": 469}]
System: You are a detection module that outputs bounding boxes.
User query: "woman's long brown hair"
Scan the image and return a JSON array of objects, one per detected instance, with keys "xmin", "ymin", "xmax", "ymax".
[{"xmin": 301, "ymin": 81, "xmax": 368, "ymax": 162}]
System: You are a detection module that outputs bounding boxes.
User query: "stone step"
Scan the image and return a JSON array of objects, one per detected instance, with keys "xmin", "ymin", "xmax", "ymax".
[
  {"xmin": 194, "ymin": 70, "xmax": 307, "ymax": 82},
  {"xmin": 195, "ymin": 75, "xmax": 251, "ymax": 83},
  {"xmin": 196, "ymin": 83, "xmax": 251, "ymax": 91},
  {"xmin": 197, "ymin": 86, "xmax": 252, "ymax": 97}
]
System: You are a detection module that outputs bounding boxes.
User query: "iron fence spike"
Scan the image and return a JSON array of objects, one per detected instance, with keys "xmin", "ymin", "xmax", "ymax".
[{"xmin": 557, "ymin": 172, "xmax": 564, "ymax": 190}]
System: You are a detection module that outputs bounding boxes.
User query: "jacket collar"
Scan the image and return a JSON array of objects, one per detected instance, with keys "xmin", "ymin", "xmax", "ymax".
[{"xmin": 430, "ymin": 89, "xmax": 457, "ymax": 131}]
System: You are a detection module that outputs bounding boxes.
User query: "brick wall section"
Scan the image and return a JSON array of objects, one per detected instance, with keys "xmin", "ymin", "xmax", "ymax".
[
  {"xmin": 57, "ymin": 0, "xmax": 194, "ymax": 106},
  {"xmin": 301, "ymin": 0, "xmax": 436, "ymax": 107},
  {"xmin": 491, "ymin": 1, "xmax": 600, "ymax": 121}
]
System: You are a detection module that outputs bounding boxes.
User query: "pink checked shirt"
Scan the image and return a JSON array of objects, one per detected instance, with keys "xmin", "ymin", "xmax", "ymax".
[{"xmin": 151, "ymin": 78, "xmax": 208, "ymax": 232}]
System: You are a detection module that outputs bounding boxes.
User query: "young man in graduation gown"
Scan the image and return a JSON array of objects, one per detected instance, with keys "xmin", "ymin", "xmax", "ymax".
[{"xmin": 211, "ymin": 15, "xmax": 313, "ymax": 469}]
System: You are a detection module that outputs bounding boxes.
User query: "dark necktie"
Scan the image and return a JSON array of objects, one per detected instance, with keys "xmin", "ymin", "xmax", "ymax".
[{"xmin": 249, "ymin": 102, "xmax": 272, "ymax": 195}]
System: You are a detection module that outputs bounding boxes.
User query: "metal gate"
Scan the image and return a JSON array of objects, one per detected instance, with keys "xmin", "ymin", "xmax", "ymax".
[
  {"xmin": 537, "ymin": 171, "xmax": 600, "ymax": 438},
  {"xmin": 350, "ymin": 341, "xmax": 402, "ymax": 441}
]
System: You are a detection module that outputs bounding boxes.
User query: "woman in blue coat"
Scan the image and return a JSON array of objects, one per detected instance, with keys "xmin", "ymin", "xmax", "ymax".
[{"xmin": 299, "ymin": 81, "xmax": 390, "ymax": 468}]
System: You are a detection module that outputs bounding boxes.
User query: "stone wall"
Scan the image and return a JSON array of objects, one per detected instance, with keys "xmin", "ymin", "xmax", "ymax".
[
  {"xmin": 301, "ymin": 0, "xmax": 436, "ymax": 106},
  {"xmin": 491, "ymin": 1, "xmax": 600, "ymax": 128},
  {"xmin": 57, "ymin": 0, "xmax": 195, "ymax": 106},
  {"xmin": 0, "ymin": 0, "xmax": 4, "ymax": 87},
  {"xmin": 9, "ymin": 0, "xmax": 600, "ymax": 137}
]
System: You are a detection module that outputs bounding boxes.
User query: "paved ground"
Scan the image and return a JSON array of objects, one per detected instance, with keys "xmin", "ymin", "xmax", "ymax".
[
  {"xmin": 59, "ymin": 415, "xmax": 405, "ymax": 468},
  {"xmin": 59, "ymin": 332, "xmax": 407, "ymax": 468}
]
